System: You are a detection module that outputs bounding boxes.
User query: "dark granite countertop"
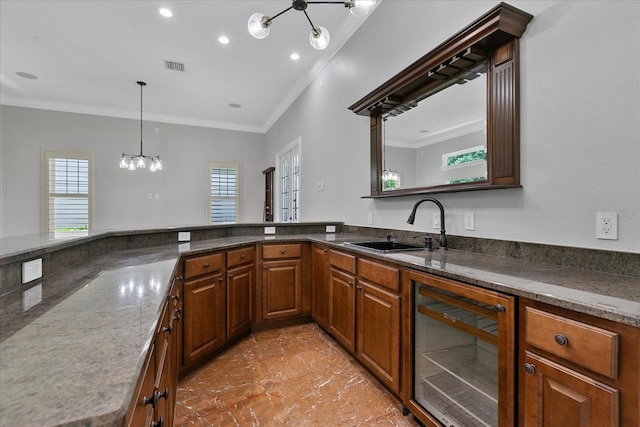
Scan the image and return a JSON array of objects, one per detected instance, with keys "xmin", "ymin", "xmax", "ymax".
[{"xmin": 0, "ymin": 231, "xmax": 638, "ymax": 426}]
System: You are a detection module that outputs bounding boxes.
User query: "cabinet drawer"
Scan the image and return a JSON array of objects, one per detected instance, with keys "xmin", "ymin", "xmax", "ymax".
[
  {"xmin": 184, "ymin": 252, "xmax": 224, "ymax": 279},
  {"xmin": 525, "ymin": 306, "xmax": 619, "ymax": 378},
  {"xmin": 357, "ymin": 258, "xmax": 400, "ymax": 292},
  {"xmin": 262, "ymin": 243, "xmax": 302, "ymax": 260},
  {"xmin": 329, "ymin": 250, "xmax": 356, "ymax": 274},
  {"xmin": 227, "ymin": 246, "xmax": 255, "ymax": 268}
]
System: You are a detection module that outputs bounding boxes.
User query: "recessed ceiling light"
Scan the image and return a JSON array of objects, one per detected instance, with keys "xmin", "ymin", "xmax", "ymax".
[
  {"xmin": 228, "ymin": 103, "xmax": 242, "ymax": 109},
  {"xmin": 159, "ymin": 8, "xmax": 173, "ymax": 18},
  {"xmin": 290, "ymin": 53, "xmax": 300, "ymax": 61},
  {"xmin": 218, "ymin": 36, "xmax": 230, "ymax": 45},
  {"xmin": 16, "ymin": 71, "xmax": 38, "ymax": 80}
]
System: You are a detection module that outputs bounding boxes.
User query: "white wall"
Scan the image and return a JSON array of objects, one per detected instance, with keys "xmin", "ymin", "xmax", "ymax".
[
  {"xmin": 0, "ymin": 106, "xmax": 267, "ymax": 237},
  {"xmin": 265, "ymin": 0, "xmax": 640, "ymax": 253}
]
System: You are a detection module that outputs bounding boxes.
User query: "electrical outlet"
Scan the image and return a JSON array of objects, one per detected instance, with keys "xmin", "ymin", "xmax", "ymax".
[
  {"xmin": 432, "ymin": 212, "xmax": 441, "ymax": 229},
  {"xmin": 23, "ymin": 283, "xmax": 42, "ymax": 311},
  {"xmin": 178, "ymin": 231, "xmax": 191, "ymax": 242},
  {"xmin": 264, "ymin": 226, "xmax": 276, "ymax": 235},
  {"xmin": 597, "ymin": 212, "xmax": 618, "ymax": 240},
  {"xmin": 464, "ymin": 212, "xmax": 475, "ymax": 231},
  {"xmin": 367, "ymin": 212, "xmax": 373, "ymax": 224},
  {"xmin": 325, "ymin": 225, "xmax": 336, "ymax": 233},
  {"xmin": 22, "ymin": 258, "xmax": 43, "ymax": 284}
]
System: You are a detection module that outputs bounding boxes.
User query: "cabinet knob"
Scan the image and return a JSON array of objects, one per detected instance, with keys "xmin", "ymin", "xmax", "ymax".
[
  {"xmin": 264, "ymin": 265, "xmax": 268, "ymax": 270},
  {"xmin": 523, "ymin": 363, "xmax": 536, "ymax": 375},
  {"xmin": 356, "ymin": 285, "xmax": 362, "ymax": 290},
  {"xmin": 229, "ymin": 274, "xmax": 234, "ymax": 279},
  {"xmin": 241, "ymin": 254, "xmax": 246, "ymax": 259},
  {"xmin": 554, "ymin": 334, "xmax": 569, "ymax": 346},
  {"xmin": 152, "ymin": 416, "xmax": 165, "ymax": 427},
  {"xmin": 280, "ymin": 249, "xmax": 286, "ymax": 254},
  {"xmin": 203, "ymin": 263, "xmax": 210, "ymax": 268},
  {"xmin": 218, "ymin": 277, "xmax": 224, "ymax": 282},
  {"xmin": 163, "ymin": 324, "xmax": 173, "ymax": 334},
  {"xmin": 158, "ymin": 388, "xmax": 169, "ymax": 401},
  {"xmin": 494, "ymin": 304, "xmax": 505, "ymax": 313},
  {"xmin": 143, "ymin": 393, "xmax": 157, "ymax": 408},
  {"xmin": 348, "ymin": 281, "xmax": 354, "ymax": 287},
  {"xmin": 172, "ymin": 294, "xmax": 179, "ymax": 301}
]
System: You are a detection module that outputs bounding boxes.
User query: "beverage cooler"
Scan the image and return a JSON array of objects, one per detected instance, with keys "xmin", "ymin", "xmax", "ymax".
[{"xmin": 404, "ymin": 270, "xmax": 516, "ymax": 427}]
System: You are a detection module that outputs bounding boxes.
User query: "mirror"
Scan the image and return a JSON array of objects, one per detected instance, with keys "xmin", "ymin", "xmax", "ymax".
[
  {"xmin": 382, "ymin": 64, "xmax": 487, "ymax": 191},
  {"xmin": 349, "ymin": 3, "xmax": 533, "ymax": 197}
]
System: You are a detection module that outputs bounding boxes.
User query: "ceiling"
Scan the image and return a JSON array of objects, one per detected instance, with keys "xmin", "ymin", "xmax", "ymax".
[{"xmin": 0, "ymin": 1, "xmax": 376, "ymax": 133}]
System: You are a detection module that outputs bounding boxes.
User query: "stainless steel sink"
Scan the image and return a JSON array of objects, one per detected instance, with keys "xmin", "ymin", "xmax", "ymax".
[{"xmin": 345, "ymin": 240, "xmax": 425, "ymax": 253}]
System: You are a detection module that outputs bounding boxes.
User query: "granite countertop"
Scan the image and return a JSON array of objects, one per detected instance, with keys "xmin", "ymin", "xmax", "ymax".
[{"xmin": 0, "ymin": 232, "xmax": 638, "ymax": 427}]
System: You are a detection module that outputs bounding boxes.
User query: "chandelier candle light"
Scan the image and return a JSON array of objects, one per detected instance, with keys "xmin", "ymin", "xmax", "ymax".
[
  {"xmin": 248, "ymin": 0, "xmax": 376, "ymax": 50},
  {"xmin": 119, "ymin": 81, "xmax": 163, "ymax": 172}
]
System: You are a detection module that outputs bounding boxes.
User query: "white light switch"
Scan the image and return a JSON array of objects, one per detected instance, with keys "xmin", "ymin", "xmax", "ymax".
[{"xmin": 464, "ymin": 212, "xmax": 475, "ymax": 231}]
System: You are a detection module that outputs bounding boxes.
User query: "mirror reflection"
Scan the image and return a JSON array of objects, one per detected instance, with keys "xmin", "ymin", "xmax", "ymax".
[{"xmin": 382, "ymin": 64, "xmax": 487, "ymax": 191}]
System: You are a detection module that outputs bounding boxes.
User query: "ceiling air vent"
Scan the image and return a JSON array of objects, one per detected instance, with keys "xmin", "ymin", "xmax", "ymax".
[{"xmin": 164, "ymin": 60, "xmax": 185, "ymax": 72}]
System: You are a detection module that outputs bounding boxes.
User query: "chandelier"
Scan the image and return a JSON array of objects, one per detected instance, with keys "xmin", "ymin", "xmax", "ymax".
[
  {"xmin": 248, "ymin": 0, "xmax": 376, "ymax": 50},
  {"xmin": 119, "ymin": 81, "xmax": 163, "ymax": 172}
]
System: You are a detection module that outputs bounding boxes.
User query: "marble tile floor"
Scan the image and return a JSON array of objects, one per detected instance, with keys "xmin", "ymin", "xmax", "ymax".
[{"xmin": 174, "ymin": 323, "xmax": 419, "ymax": 426}]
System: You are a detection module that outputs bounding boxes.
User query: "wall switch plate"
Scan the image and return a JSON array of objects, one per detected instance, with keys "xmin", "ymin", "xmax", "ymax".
[
  {"xmin": 325, "ymin": 225, "xmax": 336, "ymax": 233},
  {"xmin": 23, "ymin": 283, "xmax": 42, "ymax": 311},
  {"xmin": 147, "ymin": 193, "xmax": 152, "ymax": 199},
  {"xmin": 432, "ymin": 213, "xmax": 441, "ymax": 229},
  {"xmin": 22, "ymin": 258, "xmax": 43, "ymax": 284},
  {"xmin": 264, "ymin": 226, "xmax": 276, "ymax": 235},
  {"xmin": 367, "ymin": 212, "xmax": 373, "ymax": 224},
  {"xmin": 178, "ymin": 231, "xmax": 191, "ymax": 242},
  {"xmin": 597, "ymin": 212, "xmax": 618, "ymax": 240},
  {"xmin": 464, "ymin": 212, "xmax": 475, "ymax": 231}
]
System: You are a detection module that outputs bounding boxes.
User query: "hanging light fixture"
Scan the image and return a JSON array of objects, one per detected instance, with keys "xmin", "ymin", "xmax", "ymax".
[
  {"xmin": 248, "ymin": 0, "xmax": 376, "ymax": 50},
  {"xmin": 119, "ymin": 81, "xmax": 163, "ymax": 172}
]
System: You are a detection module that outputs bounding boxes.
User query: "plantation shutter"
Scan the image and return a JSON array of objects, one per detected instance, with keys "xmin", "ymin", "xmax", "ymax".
[{"xmin": 209, "ymin": 162, "xmax": 240, "ymax": 223}]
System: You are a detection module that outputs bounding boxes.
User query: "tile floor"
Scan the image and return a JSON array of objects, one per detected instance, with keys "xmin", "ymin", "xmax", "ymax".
[{"xmin": 174, "ymin": 323, "xmax": 419, "ymax": 426}]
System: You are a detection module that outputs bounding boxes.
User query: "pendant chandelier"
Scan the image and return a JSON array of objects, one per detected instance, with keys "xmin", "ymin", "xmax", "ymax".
[
  {"xmin": 119, "ymin": 81, "xmax": 162, "ymax": 172},
  {"xmin": 248, "ymin": 0, "xmax": 376, "ymax": 50}
]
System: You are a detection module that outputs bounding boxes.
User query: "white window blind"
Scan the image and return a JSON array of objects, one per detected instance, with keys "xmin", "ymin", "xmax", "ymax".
[
  {"xmin": 208, "ymin": 161, "xmax": 241, "ymax": 223},
  {"xmin": 43, "ymin": 151, "xmax": 93, "ymax": 235}
]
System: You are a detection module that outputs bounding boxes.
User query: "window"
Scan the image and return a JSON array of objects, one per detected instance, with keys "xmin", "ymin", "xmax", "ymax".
[
  {"xmin": 43, "ymin": 150, "xmax": 93, "ymax": 237},
  {"xmin": 277, "ymin": 140, "xmax": 300, "ymax": 222},
  {"xmin": 442, "ymin": 145, "xmax": 487, "ymax": 170},
  {"xmin": 208, "ymin": 161, "xmax": 241, "ymax": 223}
]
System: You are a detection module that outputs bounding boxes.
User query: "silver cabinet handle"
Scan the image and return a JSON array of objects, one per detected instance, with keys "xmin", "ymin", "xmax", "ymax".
[
  {"xmin": 203, "ymin": 263, "xmax": 210, "ymax": 268},
  {"xmin": 554, "ymin": 334, "xmax": 569, "ymax": 346},
  {"xmin": 523, "ymin": 363, "xmax": 536, "ymax": 375}
]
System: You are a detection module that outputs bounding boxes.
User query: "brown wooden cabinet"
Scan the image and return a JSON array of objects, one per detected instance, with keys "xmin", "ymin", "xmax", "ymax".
[
  {"xmin": 258, "ymin": 243, "xmax": 309, "ymax": 323},
  {"xmin": 326, "ymin": 250, "xmax": 402, "ymax": 395},
  {"xmin": 329, "ymin": 266, "xmax": 356, "ymax": 352},
  {"xmin": 356, "ymin": 259, "xmax": 401, "ymax": 394},
  {"xmin": 311, "ymin": 244, "xmax": 330, "ymax": 330},
  {"xmin": 519, "ymin": 299, "xmax": 639, "ymax": 427},
  {"xmin": 128, "ymin": 275, "xmax": 181, "ymax": 427},
  {"xmin": 226, "ymin": 246, "xmax": 254, "ymax": 340},
  {"xmin": 182, "ymin": 252, "xmax": 226, "ymax": 368}
]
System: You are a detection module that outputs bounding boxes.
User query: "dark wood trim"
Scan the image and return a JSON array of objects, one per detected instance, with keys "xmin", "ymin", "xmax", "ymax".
[{"xmin": 349, "ymin": 2, "xmax": 532, "ymax": 198}]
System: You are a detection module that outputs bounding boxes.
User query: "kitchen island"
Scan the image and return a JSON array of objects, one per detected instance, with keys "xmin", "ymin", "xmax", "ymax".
[{"xmin": 1, "ymin": 224, "xmax": 638, "ymax": 426}]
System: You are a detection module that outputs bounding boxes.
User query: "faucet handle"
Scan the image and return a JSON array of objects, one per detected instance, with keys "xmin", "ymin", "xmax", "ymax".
[{"xmin": 424, "ymin": 235, "xmax": 433, "ymax": 251}]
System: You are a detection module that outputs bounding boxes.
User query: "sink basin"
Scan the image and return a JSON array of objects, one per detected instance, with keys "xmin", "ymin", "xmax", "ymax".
[{"xmin": 345, "ymin": 241, "xmax": 425, "ymax": 253}]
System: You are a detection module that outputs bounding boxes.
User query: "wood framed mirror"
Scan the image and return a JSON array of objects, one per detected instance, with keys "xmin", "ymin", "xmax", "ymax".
[{"xmin": 349, "ymin": 3, "xmax": 533, "ymax": 197}]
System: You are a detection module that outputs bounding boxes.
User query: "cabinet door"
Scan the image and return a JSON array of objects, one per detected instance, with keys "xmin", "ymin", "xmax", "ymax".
[
  {"xmin": 127, "ymin": 346, "xmax": 155, "ymax": 427},
  {"xmin": 329, "ymin": 267, "xmax": 356, "ymax": 353},
  {"xmin": 183, "ymin": 273, "xmax": 226, "ymax": 366},
  {"xmin": 227, "ymin": 264, "xmax": 253, "ymax": 339},
  {"xmin": 261, "ymin": 259, "xmax": 302, "ymax": 320},
  {"xmin": 522, "ymin": 351, "xmax": 619, "ymax": 427},
  {"xmin": 312, "ymin": 245, "xmax": 330, "ymax": 329},
  {"xmin": 357, "ymin": 280, "xmax": 401, "ymax": 394}
]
